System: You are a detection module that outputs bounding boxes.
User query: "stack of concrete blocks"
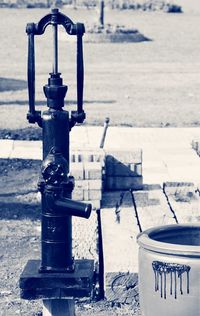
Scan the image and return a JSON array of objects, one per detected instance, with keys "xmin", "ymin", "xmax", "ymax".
[
  {"xmin": 70, "ymin": 148, "xmax": 143, "ymax": 205},
  {"xmin": 70, "ymin": 149, "xmax": 105, "ymax": 210},
  {"xmin": 70, "ymin": 149, "xmax": 105, "ymax": 296},
  {"xmin": 104, "ymin": 149, "xmax": 143, "ymax": 190}
]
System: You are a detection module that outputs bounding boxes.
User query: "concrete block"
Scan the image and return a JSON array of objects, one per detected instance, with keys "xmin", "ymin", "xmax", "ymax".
[
  {"xmin": 75, "ymin": 179, "xmax": 102, "ymax": 191},
  {"xmin": 163, "ymin": 182, "xmax": 200, "ymax": 223},
  {"xmin": 84, "ymin": 162, "xmax": 102, "ymax": 180},
  {"xmin": 83, "ymin": 190, "xmax": 89, "ymax": 201},
  {"xmin": 90, "ymin": 200, "xmax": 101, "ymax": 210},
  {"xmin": 89, "ymin": 180, "xmax": 102, "ymax": 190},
  {"xmin": 106, "ymin": 162, "xmax": 142, "ymax": 177},
  {"xmin": 84, "ymin": 190, "xmax": 102, "ymax": 201},
  {"xmin": 72, "ymin": 189, "xmax": 84, "ymax": 201},
  {"xmin": 74, "ymin": 180, "xmax": 88, "ymax": 190},
  {"xmin": 71, "ymin": 162, "xmax": 84, "ymax": 180},
  {"xmin": 106, "ymin": 176, "xmax": 143, "ymax": 191},
  {"xmin": 71, "ymin": 149, "xmax": 105, "ymax": 163},
  {"xmin": 105, "ymin": 149, "xmax": 142, "ymax": 164},
  {"xmin": 70, "ymin": 153, "xmax": 82, "ymax": 163},
  {"xmin": 130, "ymin": 163, "xmax": 142, "ymax": 176}
]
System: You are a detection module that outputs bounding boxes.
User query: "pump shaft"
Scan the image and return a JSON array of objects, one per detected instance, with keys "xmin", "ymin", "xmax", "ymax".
[{"xmin": 53, "ymin": 23, "xmax": 58, "ymax": 74}]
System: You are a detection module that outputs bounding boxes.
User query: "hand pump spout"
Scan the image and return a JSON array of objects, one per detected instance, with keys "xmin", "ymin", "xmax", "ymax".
[{"xmin": 55, "ymin": 197, "xmax": 92, "ymax": 219}]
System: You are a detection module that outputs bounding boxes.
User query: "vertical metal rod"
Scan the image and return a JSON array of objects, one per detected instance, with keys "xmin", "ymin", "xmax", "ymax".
[
  {"xmin": 96, "ymin": 209, "xmax": 105, "ymax": 299},
  {"xmin": 77, "ymin": 34, "xmax": 84, "ymax": 113},
  {"xmin": 28, "ymin": 32, "xmax": 35, "ymax": 113},
  {"xmin": 100, "ymin": 117, "xmax": 109, "ymax": 148},
  {"xmin": 53, "ymin": 24, "xmax": 58, "ymax": 74}
]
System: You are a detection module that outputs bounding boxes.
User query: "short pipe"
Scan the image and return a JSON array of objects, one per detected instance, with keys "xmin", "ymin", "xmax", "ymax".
[{"xmin": 55, "ymin": 197, "xmax": 92, "ymax": 219}]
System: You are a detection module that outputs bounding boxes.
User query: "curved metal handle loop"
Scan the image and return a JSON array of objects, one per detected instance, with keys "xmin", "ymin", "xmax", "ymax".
[
  {"xmin": 26, "ymin": 24, "xmax": 42, "ymax": 126},
  {"xmin": 37, "ymin": 12, "xmax": 75, "ymax": 35},
  {"xmin": 26, "ymin": 9, "xmax": 85, "ymax": 127},
  {"xmin": 27, "ymin": 10, "xmax": 76, "ymax": 36},
  {"xmin": 76, "ymin": 23, "xmax": 85, "ymax": 119}
]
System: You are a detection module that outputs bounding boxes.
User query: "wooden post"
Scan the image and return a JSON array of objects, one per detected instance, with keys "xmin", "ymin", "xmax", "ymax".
[{"xmin": 43, "ymin": 299, "xmax": 75, "ymax": 316}]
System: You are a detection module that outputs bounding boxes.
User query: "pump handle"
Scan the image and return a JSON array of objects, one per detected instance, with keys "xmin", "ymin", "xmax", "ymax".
[{"xmin": 26, "ymin": 9, "xmax": 85, "ymax": 128}]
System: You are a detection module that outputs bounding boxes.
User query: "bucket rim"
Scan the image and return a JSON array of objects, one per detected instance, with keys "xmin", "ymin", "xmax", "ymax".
[{"xmin": 137, "ymin": 224, "xmax": 200, "ymax": 257}]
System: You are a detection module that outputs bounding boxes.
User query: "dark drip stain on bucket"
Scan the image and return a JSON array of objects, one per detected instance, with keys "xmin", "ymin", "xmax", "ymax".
[{"xmin": 152, "ymin": 261, "xmax": 191, "ymax": 299}]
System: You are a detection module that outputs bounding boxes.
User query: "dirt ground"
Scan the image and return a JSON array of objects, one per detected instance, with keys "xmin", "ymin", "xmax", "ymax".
[{"xmin": 0, "ymin": 127, "xmax": 42, "ymax": 140}]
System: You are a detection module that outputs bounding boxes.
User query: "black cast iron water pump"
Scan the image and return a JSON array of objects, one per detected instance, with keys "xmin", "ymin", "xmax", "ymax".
[{"xmin": 20, "ymin": 8, "xmax": 94, "ymax": 302}]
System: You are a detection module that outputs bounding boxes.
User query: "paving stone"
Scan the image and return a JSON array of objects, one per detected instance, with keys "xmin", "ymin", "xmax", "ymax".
[
  {"xmin": 0, "ymin": 140, "xmax": 14, "ymax": 159},
  {"xmin": 101, "ymin": 207, "xmax": 139, "ymax": 274},
  {"xmin": 71, "ymin": 162, "xmax": 84, "ymax": 180},
  {"xmin": 84, "ymin": 162, "xmax": 102, "ymax": 180},
  {"xmin": 10, "ymin": 141, "xmax": 42, "ymax": 160},
  {"xmin": 164, "ymin": 181, "xmax": 194, "ymax": 192},
  {"xmin": 133, "ymin": 187, "xmax": 175, "ymax": 231},
  {"xmin": 101, "ymin": 206, "xmax": 139, "ymax": 304},
  {"xmin": 167, "ymin": 165, "xmax": 200, "ymax": 183},
  {"xmin": 163, "ymin": 182, "xmax": 200, "ymax": 223}
]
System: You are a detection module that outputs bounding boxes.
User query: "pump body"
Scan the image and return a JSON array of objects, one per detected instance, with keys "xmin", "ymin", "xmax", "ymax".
[{"xmin": 19, "ymin": 9, "xmax": 94, "ymax": 300}]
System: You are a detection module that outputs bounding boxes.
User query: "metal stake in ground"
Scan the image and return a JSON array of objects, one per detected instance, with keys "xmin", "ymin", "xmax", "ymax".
[
  {"xmin": 100, "ymin": 117, "xmax": 110, "ymax": 148},
  {"xmin": 19, "ymin": 8, "xmax": 94, "ymax": 315}
]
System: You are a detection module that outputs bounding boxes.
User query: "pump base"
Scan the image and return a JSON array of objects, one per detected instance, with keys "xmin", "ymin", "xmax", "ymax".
[{"xmin": 19, "ymin": 259, "xmax": 94, "ymax": 300}]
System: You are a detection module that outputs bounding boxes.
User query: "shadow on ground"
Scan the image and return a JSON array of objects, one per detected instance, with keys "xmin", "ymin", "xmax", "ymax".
[
  {"xmin": 0, "ymin": 159, "xmax": 41, "ymax": 220},
  {"xmin": 0, "ymin": 99, "xmax": 116, "ymax": 106},
  {"xmin": 0, "ymin": 77, "xmax": 27, "ymax": 92},
  {"xmin": 0, "ymin": 202, "xmax": 40, "ymax": 220},
  {"xmin": 0, "ymin": 127, "xmax": 42, "ymax": 140}
]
